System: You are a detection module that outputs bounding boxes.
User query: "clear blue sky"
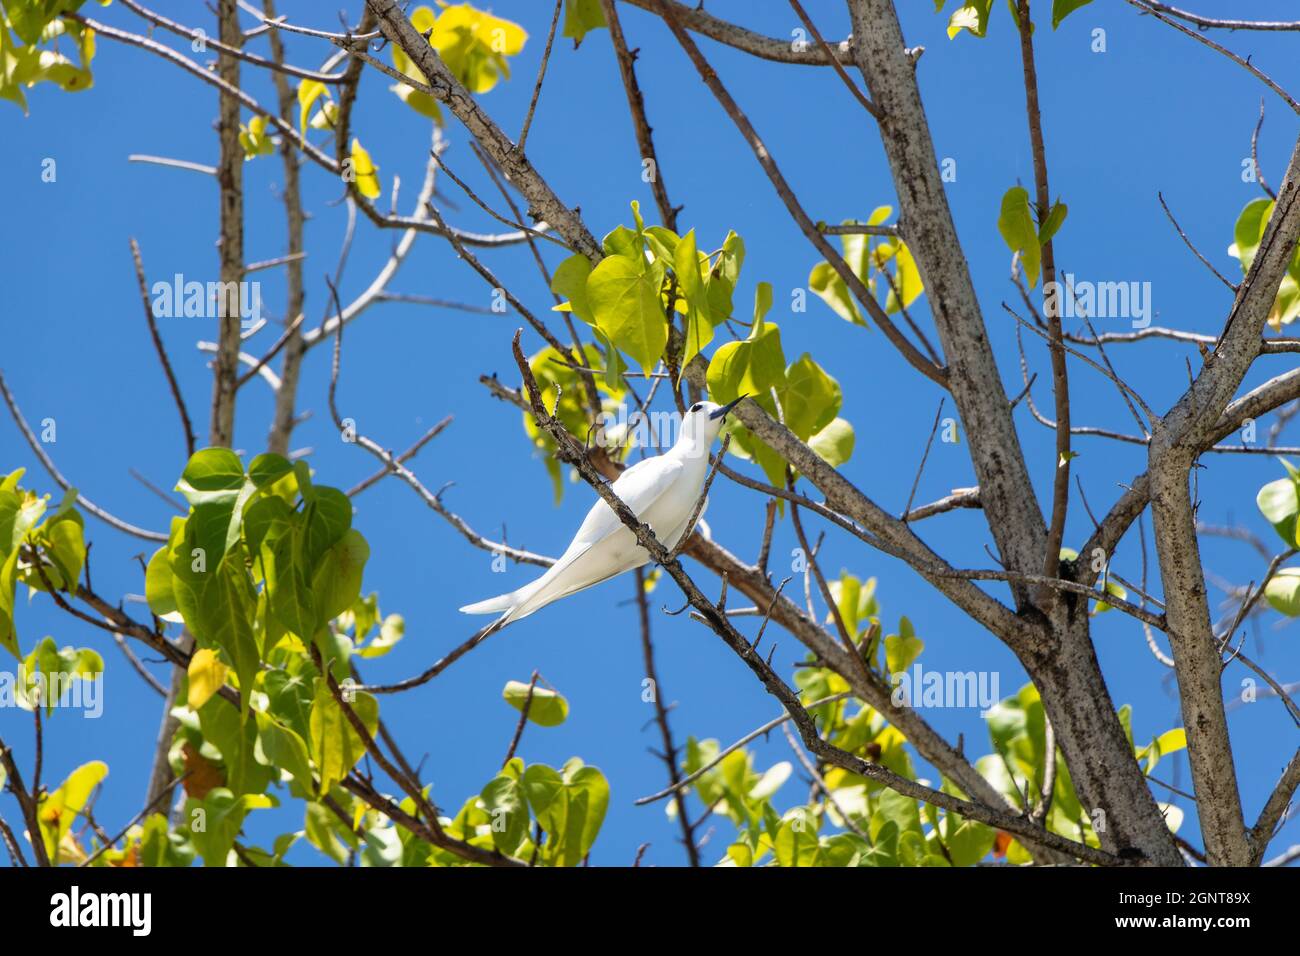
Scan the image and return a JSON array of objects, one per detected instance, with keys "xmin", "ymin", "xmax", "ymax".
[{"xmin": 2, "ymin": 0, "xmax": 1297, "ymax": 866}]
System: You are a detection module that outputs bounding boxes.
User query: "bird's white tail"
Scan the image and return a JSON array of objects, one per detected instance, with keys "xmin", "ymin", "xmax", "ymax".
[{"xmin": 459, "ymin": 577, "xmax": 546, "ymax": 619}]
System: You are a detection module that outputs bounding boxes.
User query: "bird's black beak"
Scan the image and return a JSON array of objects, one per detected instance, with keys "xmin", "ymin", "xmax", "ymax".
[{"xmin": 710, "ymin": 394, "xmax": 747, "ymax": 420}]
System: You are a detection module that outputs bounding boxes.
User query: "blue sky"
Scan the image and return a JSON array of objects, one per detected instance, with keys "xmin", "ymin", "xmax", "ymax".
[{"xmin": 1, "ymin": 0, "xmax": 1297, "ymax": 866}]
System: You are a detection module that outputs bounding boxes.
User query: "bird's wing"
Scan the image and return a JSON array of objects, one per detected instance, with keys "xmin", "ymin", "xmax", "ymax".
[{"xmin": 563, "ymin": 455, "xmax": 686, "ymax": 555}]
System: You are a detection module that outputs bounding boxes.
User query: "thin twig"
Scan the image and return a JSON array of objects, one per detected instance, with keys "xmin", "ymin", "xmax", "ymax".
[
  {"xmin": 346, "ymin": 416, "xmax": 453, "ymax": 497},
  {"xmin": 902, "ymin": 398, "xmax": 945, "ymax": 521},
  {"xmin": 517, "ymin": 0, "xmax": 562, "ymax": 152},
  {"xmin": 0, "ymin": 371, "xmax": 168, "ymax": 542},
  {"xmin": 1125, "ymin": 0, "xmax": 1300, "ymax": 114},
  {"xmin": 635, "ymin": 692, "xmax": 851, "ymax": 805},
  {"xmin": 79, "ymin": 773, "xmax": 189, "ymax": 867},
  {"xmin": 131, "ymin": 238, "xmax": 196, "ymax": 457},
  {"xmin": 1157, "ymin": 192, "xmax": 1238, "ymax": 293},
  {"xmin": 127, "ymin": 154, "xmax": 217, "ymax": 176},
  {"xmin": 787, "ymin": 0, "xmax": 879, "ymax": 119},
  {"xmin": 501, "ymin": 671, "xmax": 539, "ymax": 767},
  {"xmin": 1251, "ymin": 99, "xmax": 1278, "ymax": 200},
  {"xmin": 634, "ymin": 568, "xmax": 700, "ymax": 865}
]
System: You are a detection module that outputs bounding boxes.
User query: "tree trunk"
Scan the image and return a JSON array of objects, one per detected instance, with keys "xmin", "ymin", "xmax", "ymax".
[{"xmin": 1025, "ymin": 615, "xmax": 1184, "ymax": 865}]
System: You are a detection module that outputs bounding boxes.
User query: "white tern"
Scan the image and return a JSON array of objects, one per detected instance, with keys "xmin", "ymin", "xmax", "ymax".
[{"xmin": 460, "ymin": 396, "xmax": 745, "ymax": 630}]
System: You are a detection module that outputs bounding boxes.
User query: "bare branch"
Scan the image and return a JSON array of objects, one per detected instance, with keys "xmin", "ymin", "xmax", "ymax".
[
  {"xmin": 517, "ymin": 0, "xmax": 562, "ymax": 153},
  {"xmin": 1250, "ymin": 748, "xmax": 1300, "ymax": 864},
  {"xmin": 127, "ymin": 154, "xmax": 216, "ymax": 176},
  {"xmin": 600, "ymin": 0, "xmax": 681, "ymax": 230},
  {"xmin": 620, "ymin": 0, "xmax": 852, "ymax": 65},
  {"xmin": 1125, "ymin": 0, "xmax": 1300, "ymax": 114},
  {"xmin": 130, "ymin": 238, "xmax": 196, "ymax": 458},
  {"xmin": 0, "ymin": 371, "xmax": 167, "ymax": 542}
]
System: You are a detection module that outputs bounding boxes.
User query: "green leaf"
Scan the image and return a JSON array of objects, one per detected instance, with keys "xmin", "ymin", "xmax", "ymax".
[
  {"xmin": 644, "ymin": 225, "xmax": 680, "ymax": 264},
  {"xmin": 774, "ymin": 813, "xmax": 822, "ymax": 867},
  {"xmin": 257, "ymin": 514, "xmax": 315, "ymax": 643},
  {"xmin": 674, "ymin": 229, "xmax": 714, "ymax": 373},
  {"xmin": 309, "ymin": 682, "xmax": 379, "ymax": 794},
  {"xmin": 19, "ymin": 636, "xmax": 101, "ymax": 715},
  {"xmin": 521, "ymin": 760, "xmax": 609, "ymax": 866},
  {"xmin": 176, "ymin": 448, "xmax": 246, "ymax": 506},
  {"xmin": 198, "ymin": 696, "xmax": 273, "ymax": 796},
  {"xmin": 1052, "ymin": 0, "xmax": 1094, "ymax": 28},
  {"xmin": 829, "ymin": 573, "xmax": 862, "ymax": 637},
  {"xmin": 264, "ymin": 670, "xmax": 314, "ymax": 742},
  {"xmin": 942, "ymin": 815, "xmax": 996, "ymax": 866},
  {"xmin": 1264, "ymin": 568, "xmax": 1300, "ymax": 616},
  {"xmin": 242, "ymin": 493, "xmax": 289, "ymax": 559},
  {"xmin": 706, "ymin": 230, "xmax": 745, "ymax": 321},
  {"xmin": 481, "ymin": 771, "xmax": 529, "ymax": 855},
  {"xmin": 1257, "ymin": 472, "xmax": 1300, "ymax": 547},
  {"xmin": 885, "ymin": 618, "xmax": 924, "ymax": 674},
  {"xmin": 502, "ymin": 679, "xmax": 569, "ymax": 727},
  {"xmin": 780, "ymin": 353, "xmax": 842, "ymax": 441},
  {"xmin": 256, "ymin": 711, "xmax": 315, "ymax": 792},
  {"xmin": 998, "ymin": 186, "xmax": 1042, "ymax": 287},
  {"xmin": 809, "ymin": 417, "xmax": 855, "ymax": 467},
  {"xmin": 1039, "ymin": 200, "xmax": 1068, "ymax": 244},
  {"xmin": 602, "ymin": 224, "xmax": 642, "ymax": 259},
  {"xmin": 304, "ymin": 801, "xmax": 351, "ymax": 863},
  {"xmin": 707, "ymin": 304, "xmax": 786, "ymax": 403},
  {"xmin": 170, "ymin": 528, "xmax": 261, "ymax": 716},
  {"xmin": 248, "ymin": 453, "xmax": 293, "ymax": 490},
  {"xmin": 586, "ymin": 253, "xmax": 666, "ymax": 373},
  {"xmin": 302, "ymin": 486, "xmax": 353, "ymax": 567},
  {"xmin": 187, "ymin": 789, "xmax": 275, "ymax": 867},
  {"xmin": 0, "ymin": 547, "xmax": 19, "ymax": 658},
  {"xmin": 310, "ymin": 529, "xmax": 370, "ymax": 628},
  {"xmin": 809, "ymin": 261, "xmax": 864, "ymax": 326},
  {"xmin": 947, "ymin": 0, "xmax": 995, "ymax": 38},
  {"xmin": 562, "ymin": 0, "xmax": 606, "ymax": 44},
  {"xmin": 870, "ymin": 788, "xmax": 922, "ymax": 844},
  {"xmin": 356, "ymin": 613, "xmax": 404, "ymax": 659},
  {"xmin": 1229, "ymin": 198, "xmax": 1274, "ymax": 274},
  {"xmin": 550, "ymin": 253, "xmax": 595, "ymax": 325}
]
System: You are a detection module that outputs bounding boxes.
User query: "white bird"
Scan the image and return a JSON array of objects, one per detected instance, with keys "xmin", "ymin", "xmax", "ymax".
[{"xmin": 460, "ymin": 396, "xmax": 745, "ymax": 630}]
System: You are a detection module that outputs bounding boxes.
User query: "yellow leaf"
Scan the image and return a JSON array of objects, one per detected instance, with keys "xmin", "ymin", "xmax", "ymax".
[
  {"xmin": 297, "ymin": 79, "xmax": 328, "ymax": 133},
  {"xmin": 1154, "ymin": 728, "xmax": 1187, "ymax": 756},
  {"xmin": 58, "ymin": 830, "xmax": 89, "ymax": 865},
  {"xmin": 187, "ymin": 648, "xmax": 228, "ymax": 710},
  {"xmin": 349, "ymin": 137, "xmax": 381, "ymax": 200},
  {"xmin": 430, "ymin": 3, "xmax": 528, "ymax": 94},
  {"xmin": 39, "ymin": 761, "xmax": 107, "ymax": 864}
]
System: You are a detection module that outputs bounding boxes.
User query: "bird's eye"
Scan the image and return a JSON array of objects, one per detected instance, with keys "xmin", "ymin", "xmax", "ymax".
[{"xmin": 690, "ymin": 403, "xmax": 702, "ymax": 412}]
